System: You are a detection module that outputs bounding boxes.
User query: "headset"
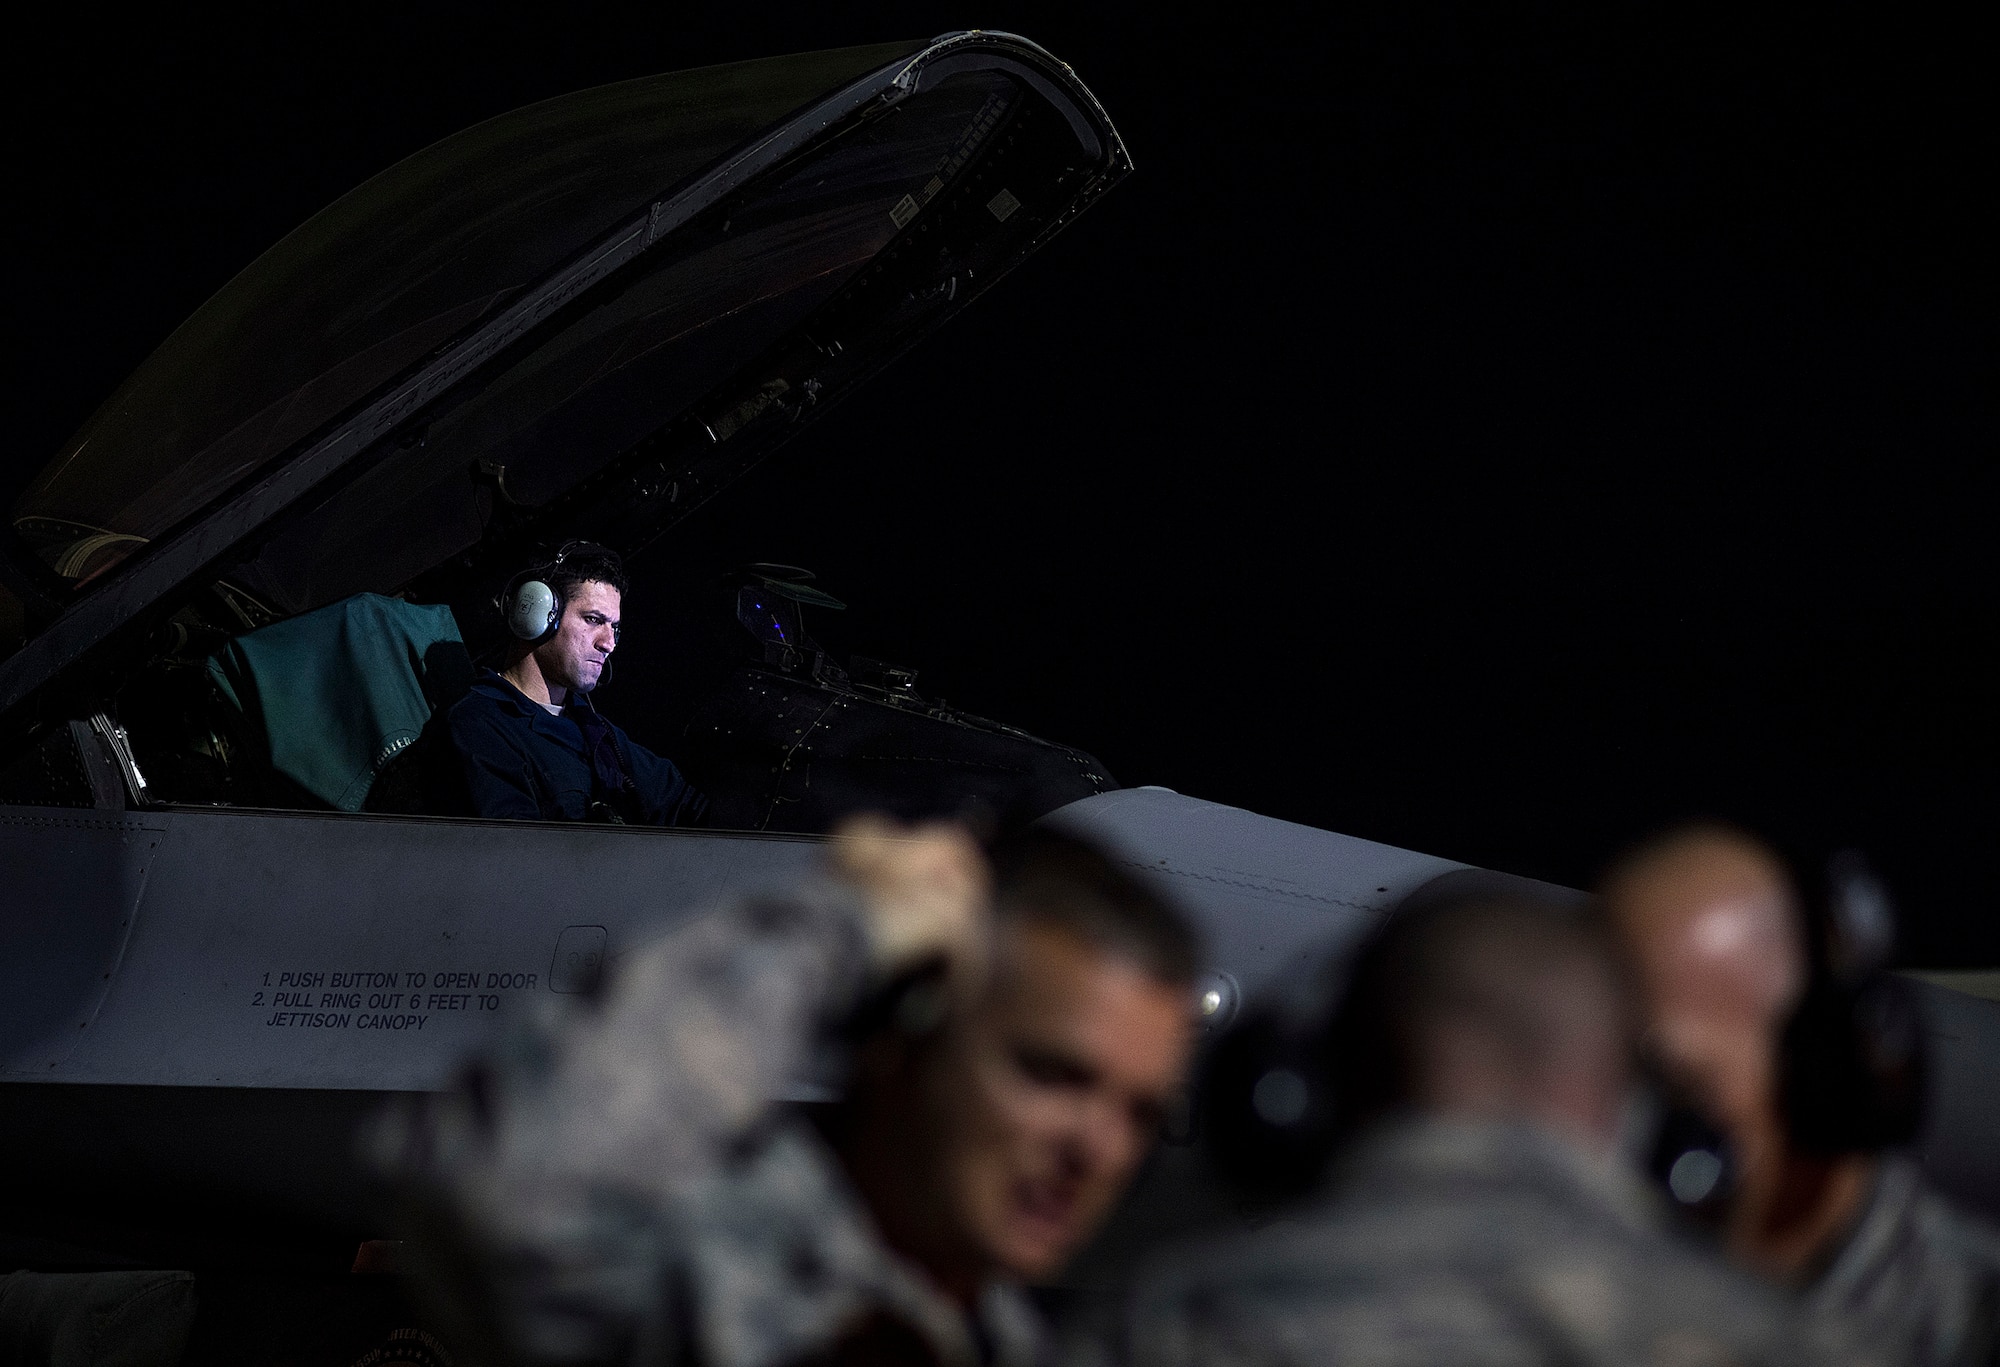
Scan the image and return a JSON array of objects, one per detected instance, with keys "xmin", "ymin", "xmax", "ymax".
[
  {"xmin": 1641, "ymin": 1087, "xmax": 1738, "ymax": 1221},
  {"xmin": 1199, "ymin": 989, "xmax": 1349, "ymax": 1204},
  {"xmin": 1645, "ymin": 850, "xmax": 1926, "ymax": 1224},
  {"xmin": 1777, "ymin": 852, "xmax": 1927, "ymax": 1155},
  {"xmin": 497, "ymin": 541, "xmax": 622, "ymax": 646},
  {"xmin": 1202, "ymin": 855, "xmax": 1928, "ymax": 1213}
]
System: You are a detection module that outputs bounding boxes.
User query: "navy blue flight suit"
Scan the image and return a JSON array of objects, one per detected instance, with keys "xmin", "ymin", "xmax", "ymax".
[{"xmin": 446, "ymin": 670, "xmax": 707, "ymax": 826}]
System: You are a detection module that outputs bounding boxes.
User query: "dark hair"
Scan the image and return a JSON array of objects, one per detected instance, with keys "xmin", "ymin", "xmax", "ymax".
[
  {"xmin": 541, "ymin": 542, "xmax": 627, "ymax": 603},
  {"xmin": 989, "ymin": 827, "xmax": 1201, "ymax": 986}
]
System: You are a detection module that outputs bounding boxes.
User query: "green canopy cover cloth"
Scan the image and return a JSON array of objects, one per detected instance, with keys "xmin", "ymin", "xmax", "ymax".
[{"xmin": 208, "ymin": 593, "xmax": 464, "ymax": 810}]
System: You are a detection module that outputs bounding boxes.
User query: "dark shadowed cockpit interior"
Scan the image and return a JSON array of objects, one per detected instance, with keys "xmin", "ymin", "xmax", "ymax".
[{"xmin": 0, "ymin": 34, "xmax": 1127, "ymax": 831}]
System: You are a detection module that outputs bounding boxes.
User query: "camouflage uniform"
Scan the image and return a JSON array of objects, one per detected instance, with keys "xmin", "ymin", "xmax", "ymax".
[
  {"xmin": 377, "ymin": 880, "xmax": 1039, "ymax": 1367},
  {"xmin": 1809, "ymin": 1157, "xmax": 2000, "ymax": 1367},
  {"xmin": 1072, "ymin": 1118, "xmax": 1880, "ymax": 1367}
]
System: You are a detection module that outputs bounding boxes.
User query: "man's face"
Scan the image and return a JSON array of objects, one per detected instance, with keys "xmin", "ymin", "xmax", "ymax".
[
  {"xmin": 532, "ymin": 580, "xmax": 619, "ymax": 696},
  {"xmin": 911, "ymin": 921, "xmax": 1193, "ymax": 1283},
  {"xmin": 1605, "ymin": 836, "xmax": 1803, "ymax": 1158}
]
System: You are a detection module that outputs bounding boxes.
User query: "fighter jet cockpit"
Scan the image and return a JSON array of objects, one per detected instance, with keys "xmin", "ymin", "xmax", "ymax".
[
  {"xmin": 0, "ymin": 554, "xmax": 1111, "ymax": 832},
  {"xmin": 0, "ymin": 33, "xmax": 1125, "ymax": 834}
]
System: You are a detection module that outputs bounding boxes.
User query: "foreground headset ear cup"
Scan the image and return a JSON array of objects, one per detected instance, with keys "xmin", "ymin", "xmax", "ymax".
[
  {"xmin": 505, "ymin": 579, "xmax": 561, "ymax": 642},
  {"xmin": 1780, "ymin": 971, "xmax": 1927, "ymax": 1154},
  {"xmin": 1644, "ymin": 1093, "xmax": 1739, "ymax": 1226},
  {"xmin": 1199, "ymin": 1008, "xmax": 1343, "ymax": 1205},
  {"xmin": 1777, "ymin": 854, "xmax": 1927, "ymax": 1157}
]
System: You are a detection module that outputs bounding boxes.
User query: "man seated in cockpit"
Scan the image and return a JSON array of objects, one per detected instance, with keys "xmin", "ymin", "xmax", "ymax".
[{"xmin": 446, "ymin": 542, "xmax": 707, "ymax": 825}]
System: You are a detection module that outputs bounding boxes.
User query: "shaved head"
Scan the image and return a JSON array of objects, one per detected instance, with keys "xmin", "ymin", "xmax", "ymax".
[
  {"xmin": 1605, "ymin": 826, "xmax": 1804, "ymax": 1018},
  {"xmin": 1601, "ymin": 824, "xmax": 1818, "ymax": 1267},
  {"xmin": 1601, "ymin": 826, "xmax": 1889, "ymax": 1276}
]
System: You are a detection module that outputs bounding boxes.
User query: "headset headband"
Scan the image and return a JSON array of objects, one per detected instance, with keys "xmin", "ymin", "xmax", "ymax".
[{"xmin": 535, "ymin": 540, "xmax": 621, "ymax": 582}]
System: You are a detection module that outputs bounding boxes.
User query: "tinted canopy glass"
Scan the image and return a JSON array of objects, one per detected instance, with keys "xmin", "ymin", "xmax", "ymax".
[
  {"xmin": 14, "ymin": 41, "xmax": 923, "ymax": 574},
  {"xmin": 228, "ymin": 67, "xmax": 1022, "ymax": 615}
]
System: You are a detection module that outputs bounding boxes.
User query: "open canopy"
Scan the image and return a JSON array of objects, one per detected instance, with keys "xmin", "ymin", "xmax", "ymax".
[{"xmin": 0, "ymin": 31, "xmax": 1127, "ymax": 730}]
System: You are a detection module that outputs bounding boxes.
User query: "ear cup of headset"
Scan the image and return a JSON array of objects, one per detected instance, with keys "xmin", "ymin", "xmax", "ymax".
[
  {"xmin": 1778, "ymin": 853, "xmax": 1927, "ymax": 1155},
  {"xmin": 502, "ymin": 578, "xmax": 562, "ymax": 643},
  {"xmin": 1199, "ymin": 1007, "xmax": 1344, "ymax": 1204},
  {"xmin": 1641, "ymin": 1084, "xmax": 1740, "ymax": 1225},
  {"xmin": 1780, "ymin": 970, "xmax": 1926, "ymax": 1154}
]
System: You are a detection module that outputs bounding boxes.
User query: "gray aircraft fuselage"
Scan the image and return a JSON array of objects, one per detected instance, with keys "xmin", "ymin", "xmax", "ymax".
[{"xmin": 2, "ymin": 785, "xmax": 1994, "ymax": 1267}]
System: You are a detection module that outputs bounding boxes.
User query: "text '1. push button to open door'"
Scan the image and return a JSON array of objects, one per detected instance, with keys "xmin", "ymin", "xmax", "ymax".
[{"xmin": 550, "ymin": 926, "xmax": 607, "ymax": 994}]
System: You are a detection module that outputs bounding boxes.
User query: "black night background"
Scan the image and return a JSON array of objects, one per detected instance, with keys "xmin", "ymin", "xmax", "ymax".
[{"xmin": 10, "ymin": 5, "xmax": 1995, "ymax": 964}]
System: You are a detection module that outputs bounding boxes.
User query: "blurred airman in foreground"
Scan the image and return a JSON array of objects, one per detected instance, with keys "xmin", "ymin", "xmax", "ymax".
[
  {"xmin": 1078, "ymin": 885, "xmax": 1877, "ymax": 1366},
  {"xmin": 1605, "ymin": 825, "xmax": 2000, "ymax": 1366},
  {"xmin": 379, "ymin": 817, "xmax": 1199, "ymax": 1367}
]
